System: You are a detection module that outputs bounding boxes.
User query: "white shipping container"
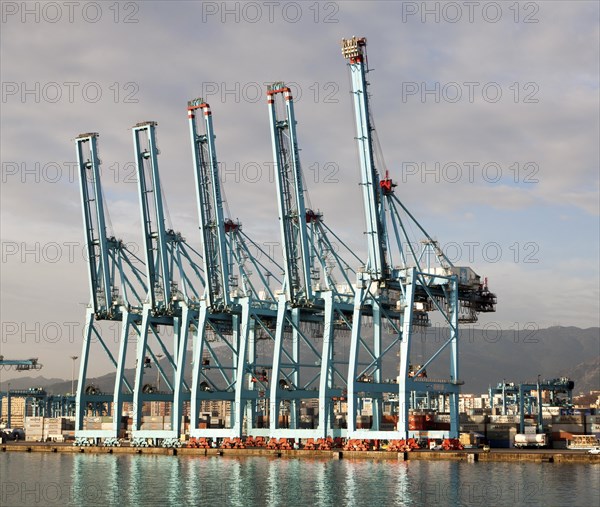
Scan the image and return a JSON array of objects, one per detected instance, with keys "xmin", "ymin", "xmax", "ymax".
[
  {"xmin": 542, "ymin": 407, "xmax": 561, "ymax": 417},
  {"xmin": 492, "ymin": 415, "xmax": 516, "ymax": 424}
]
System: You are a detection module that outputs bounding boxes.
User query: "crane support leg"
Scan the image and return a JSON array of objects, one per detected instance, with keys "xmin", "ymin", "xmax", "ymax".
[
  {"xmin": 75, "ymin": 308, "xmax": 95, "ymax": 433},
  {"xmin": 398, "ymin": 270, "xmax": 416, "ymax": 438}
]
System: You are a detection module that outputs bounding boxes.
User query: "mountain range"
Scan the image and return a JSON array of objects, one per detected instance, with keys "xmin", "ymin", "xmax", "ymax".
[{"xmin": 2, "ymin": 326, "xmax": 598, "ymax": 396}]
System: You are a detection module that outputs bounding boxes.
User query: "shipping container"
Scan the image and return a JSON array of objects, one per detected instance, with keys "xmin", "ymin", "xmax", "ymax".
[
  {"xmin": 408, "ymin": 414, "xmax": 426, "ymax": 430},
  {"xmin": 553, "ymin": 415, "xmax": 585, "ymax": 424},
  {"xmin": 490, "ymin": 415, "xmax": 517, "ymax": 424},
  {"xmin": 459, "ymin": 423, "xmax": 486, "ymax": 432},
  {"xmin": 588, "ymin": 423, "xmax": 600, "ymax": 433},
  {"xmin": 550, "ymin": 423, "xmax": 586, "ymax": 434}
]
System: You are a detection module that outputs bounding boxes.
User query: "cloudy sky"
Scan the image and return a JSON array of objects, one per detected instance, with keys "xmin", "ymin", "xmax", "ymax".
[{"xmin": 1, "ymin": 1, "xmax": 598, "ymax": 380}]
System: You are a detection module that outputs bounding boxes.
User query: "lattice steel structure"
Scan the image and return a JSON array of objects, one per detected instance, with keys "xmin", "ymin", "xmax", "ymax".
[
  {"xmin": 72, "ymin": 38, "xmax": 497, "ymax": 445},
  {"xmin": 75, "ymin": 133, "xmax": 146, "ymax": 443},
  {"xmin": 342, "ymin": 36, "xmax": 496, "ymax": 439}
]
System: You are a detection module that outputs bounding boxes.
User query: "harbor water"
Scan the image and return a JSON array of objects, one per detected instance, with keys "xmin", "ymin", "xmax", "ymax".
[{"xmin": 1, "ymin": 453, "xmax": 598, "ymax": 506}]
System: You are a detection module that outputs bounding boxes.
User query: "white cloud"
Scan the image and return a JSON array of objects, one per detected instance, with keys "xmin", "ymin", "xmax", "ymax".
[{"xmin": 1, "ymin": 1, "xmax": 598, "ymax": 379}]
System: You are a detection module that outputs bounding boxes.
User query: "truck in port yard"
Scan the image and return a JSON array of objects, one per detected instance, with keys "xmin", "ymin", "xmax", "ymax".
[{"xmin": 514, "ymin": 433, "xmax": 548, "ymax": 448}]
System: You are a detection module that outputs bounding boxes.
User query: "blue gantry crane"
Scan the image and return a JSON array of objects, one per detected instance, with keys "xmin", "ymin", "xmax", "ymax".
[
  {"xmin": 130, "ymin": 121, "xmax": 205, "ymax": 446},
  {"xmin": 186, "ymin": 99, "xmax": 280, "ymax": 439},
  {"xmin": 70, "ymin": 37, "xmax": 497, "ymax": 446},
  {"xmin": 489, "ymin": 377, "xmax": 574, "ymax": 434},
  {"xmin": 74, "ymin": 133, "xmax": 147, "ymax": 444},
  {"xmin": 1, "ymin": 358, "xmax": 44, "ymax": 427},
  {"xmin": 341, "ymin": 36, "xmax": 496, "ymax": 439},
  {"xmin": 266, "ymin": 83, "xmax": 360, "ymax": 438}
]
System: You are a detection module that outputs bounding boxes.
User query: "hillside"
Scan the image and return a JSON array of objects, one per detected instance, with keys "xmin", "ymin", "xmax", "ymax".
[{"xmin": 2, "ymin": 326, "xmax": 598, "ymax": 396}]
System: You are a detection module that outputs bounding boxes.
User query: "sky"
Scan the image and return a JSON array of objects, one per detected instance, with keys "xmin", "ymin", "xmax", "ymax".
[{"xmin": 1, "ymin": 1, "xmax": 599, "ymax": 381}]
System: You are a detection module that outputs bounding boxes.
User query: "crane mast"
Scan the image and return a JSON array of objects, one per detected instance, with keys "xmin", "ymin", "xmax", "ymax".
[
  {"xmin": 342, "ymin": 37, "xmax": 388, "ymax": 281},
  {"xmin": 188, "ymin": 100, "xmax": 231, "ymax": 309},
  {"xmin": 266, "ymin": 83, "xmax": 362, "ymax": 438},
  {"xmin": 185, "ymin": 99, "xmax": 283, "ymax": 439},
  {"xmin": 267, "ymin": 83, "xmax": 313, "ymax": 304}
]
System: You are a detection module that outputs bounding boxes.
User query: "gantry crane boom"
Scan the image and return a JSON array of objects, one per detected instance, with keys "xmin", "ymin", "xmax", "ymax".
[
  {"xmin": 266, "ymin": 82, "xmax": 365, "ymax": 437},
  {"xmin": 188, "ymin": 99, "xmax": 231, "ymax": 309},
  {"xmin": 341, "ymin": 38, "xmax": 388, "ymax": 281},
  {"xmin": 268, "ymin": 83, "xmax": 313, "ymax": 304},
  {"xmin": 185, "ymin": 99, "xmax": 284, "ymax": 439},
  {"xmin": 76, "ymin": 133, "xmax": 115, "ymax": 315},
  {"xmin": 131, "ymin": 121, "xmax": 204, "ymax": 441},
  {"xmin": 133, "ymin": 121, "xmax": 174, "ymax": 310}
]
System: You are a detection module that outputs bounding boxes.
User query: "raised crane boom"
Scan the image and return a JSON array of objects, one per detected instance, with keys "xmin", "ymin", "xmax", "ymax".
[
  {"xmin": 133, "ymin": 121, "xmax": 174, "ymax": 310},
  {"xmin": 76, "ymin": 133, "xmax": 115, "ymax": 315},
  {"xmin": 267, "ymin": 83, "xmax": 313, "ymax": 304},
  {"xmin": 341, "ymin": 37, "xmax": 388, "ymax": 281},
  {"xmin": 187, "ymin": 99, "xmax": 231, "ymax": 309}
]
